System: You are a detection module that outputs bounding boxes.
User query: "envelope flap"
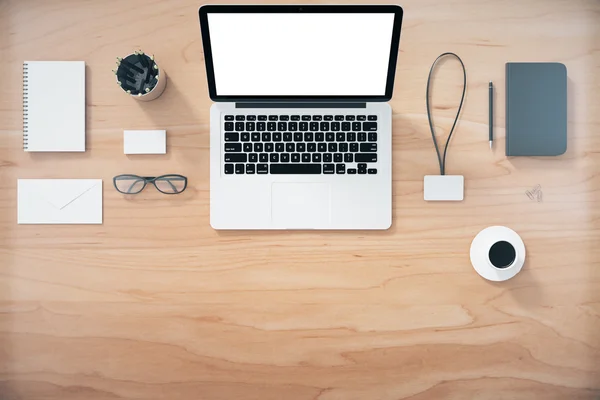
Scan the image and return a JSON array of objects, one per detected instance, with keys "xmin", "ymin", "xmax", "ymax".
[{"xmin": 36, "ymin": 179, "xmax": 100, "ymax": 210}]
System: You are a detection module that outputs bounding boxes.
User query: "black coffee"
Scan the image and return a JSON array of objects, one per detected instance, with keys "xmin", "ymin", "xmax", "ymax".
[{"xmin": 489, "ymin": 241, "xmax": 516, "ymax": 269}]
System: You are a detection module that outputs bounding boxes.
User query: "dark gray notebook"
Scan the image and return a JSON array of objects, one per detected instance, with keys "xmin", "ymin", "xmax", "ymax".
[{"xmin": 506, "ymin": 62, "xmax": 567, "ymax": 156}]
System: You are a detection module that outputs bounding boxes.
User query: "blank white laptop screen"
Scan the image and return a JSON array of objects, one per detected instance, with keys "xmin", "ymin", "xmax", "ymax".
[{"xmin": 207, "ymin": 13, "xmax": 395, "ymax": 96}]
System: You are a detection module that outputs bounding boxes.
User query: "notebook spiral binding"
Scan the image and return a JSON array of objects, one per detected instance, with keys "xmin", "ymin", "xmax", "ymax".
[{"xmin": 23, "ymin": 62, "xmax": 29, "ymax": 150}]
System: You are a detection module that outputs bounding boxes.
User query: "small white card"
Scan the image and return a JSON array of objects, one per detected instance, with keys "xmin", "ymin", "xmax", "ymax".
[
  {"xmin": 124, "ymin": 130, "xmax": 166, "ymax": 154},
  {"xmin": 424, "ymin": 175, "xmax": 464, "ymax": 201},
  {"xmin": 18, "ymin": 179, "xmax": 103, "ymax": 224}
]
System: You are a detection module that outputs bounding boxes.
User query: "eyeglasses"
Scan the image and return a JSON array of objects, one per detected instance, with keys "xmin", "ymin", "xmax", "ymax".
[{"xmin": 113, "ymin": 174, "xmax": 187, "ymax": 194}]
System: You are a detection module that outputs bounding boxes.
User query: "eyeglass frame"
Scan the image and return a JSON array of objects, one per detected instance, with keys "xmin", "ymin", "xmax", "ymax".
[{"xmin": 113, "ymin": 174, "xmax": 188, "ymax": 195}]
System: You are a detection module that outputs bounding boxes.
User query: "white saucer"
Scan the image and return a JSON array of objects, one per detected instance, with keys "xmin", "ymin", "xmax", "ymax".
[{"xmin": 470, "ymin": 226, "xmax": 525, "ymax": 281}]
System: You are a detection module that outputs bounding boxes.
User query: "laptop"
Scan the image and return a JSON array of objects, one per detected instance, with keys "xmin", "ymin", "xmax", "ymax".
[{"xmin": 199, "ymin": 5, "xmax": 403, "ymax": 229}]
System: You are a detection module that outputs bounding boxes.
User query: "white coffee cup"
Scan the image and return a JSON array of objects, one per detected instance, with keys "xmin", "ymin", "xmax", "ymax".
[{"xmin": 470, "ymin": 226, "xmax": 526, "ymax": 281}]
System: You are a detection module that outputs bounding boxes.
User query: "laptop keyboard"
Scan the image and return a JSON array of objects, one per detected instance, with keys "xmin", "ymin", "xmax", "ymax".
[{"xmin": 223, "ymin": 114, "xmax": 378, "ymax": 175}]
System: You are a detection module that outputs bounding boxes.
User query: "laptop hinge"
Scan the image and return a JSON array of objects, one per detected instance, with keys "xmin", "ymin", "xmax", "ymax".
[{"xmin": 235, "ymin": 102, "xmax": 367, "ymax": 109}]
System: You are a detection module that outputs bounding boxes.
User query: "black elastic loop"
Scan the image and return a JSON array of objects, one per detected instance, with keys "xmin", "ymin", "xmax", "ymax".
[{"xmin": 426, "ymin": 52, "xmax": 467, "ymax": 175}]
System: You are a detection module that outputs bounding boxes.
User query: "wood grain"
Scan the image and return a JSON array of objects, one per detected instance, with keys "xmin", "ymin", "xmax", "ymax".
[{"xmin": 1, "ymin": 0, "xmax": 599, "ymax": 399}]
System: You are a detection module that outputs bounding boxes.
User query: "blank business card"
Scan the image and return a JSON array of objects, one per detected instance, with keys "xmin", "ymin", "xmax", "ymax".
[{"xmin": 124, "ymin": 130, "xmax": 166, "ymax": 154}]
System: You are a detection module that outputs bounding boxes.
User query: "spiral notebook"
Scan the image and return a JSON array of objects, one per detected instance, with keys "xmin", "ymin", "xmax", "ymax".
[{"xmin": 23, "ymin": 61, "xmax": 86, "ymax": 152}]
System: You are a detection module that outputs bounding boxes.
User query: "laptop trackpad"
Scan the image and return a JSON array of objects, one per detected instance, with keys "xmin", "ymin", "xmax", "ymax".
[{"xmin": 271, "ymin": 183, "xmax": 330, "ymax": 228}]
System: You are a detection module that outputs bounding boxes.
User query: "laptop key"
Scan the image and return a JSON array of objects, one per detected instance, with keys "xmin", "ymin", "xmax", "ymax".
[
  {"xmin": 267, "ymin": 122, "xmax": 276, "ymax": 131},
  {"xmin": 224, "ymin": 164, "xmax": 234, "ymax": 174},
  {"xmin": 294, "ymin": 132, "xmax": 303, "ymax": 142},
  {"xmin": 299, "ymin": 122, "xmax": 308, "ymax": 131},
  {"xmin": 296, "ymin": 143, "xmax": 306, "ymax": 152},
  {"xmin": 331, "ymin": 122, "xmax": 340, "ymax": 131},
  {"xmin": 262, "ymin": 132, "xmax": 271, "ymax": 142},
  {"xmin": 368, "ymin": 132, "xmax": 377, "ymax": 142},
  {"xmin": 345, "ymin": 115, "xmax": 355, "ymax": 121},
  {"xmin": 368, "ymin": 115, "xmax": 377, "ymax": 121},
  {"xmin": 358, "ymin": 132, "xmax": 367, "ymax": 142},
  {"xmin": 224, "ymin": 122, "xmax": 234, "ymax": 131},
  {"xmin": 291, "ymin": 153, "xmax": 300, "ymax": 163},
  {"xmin": 251, "ymin": 132, "xmax": 260, "ymax": 142},
  {"xmin": 347, "ymin": 132, "xmax": 356, "ymax": 141},
  {"xmin": 286, "ymin": 143, "xmax": 295, "ymax": 152},
  {"xmin": 281, "ymin": 153, "xmax": 290, "ymax": 162},
  {"xmin": 323, "ymin": 153, "xmax": 332, "ymax": 163},
  {"xmin": 347, "ymin": 168, "xmax": 357, "ymax": 174},
  {"xmin": 275, "ymin": 143, "xmax": 284, "ymax": 152},
  {"xmin": 269, "ymin": 115, "xmax": 278, "ymax": 121},
  {"xmin": 241, "ymin": 132, "xmax": 250, "ymax": 142},
  {"xmin": 352, "ymin": 122, "xmax": 361, "ymax": 131},
  {"xmin": 225, "ymin": 143, "xmax": 241, "ymax": 152},
  {"xmin": 291, "ymin": 115, "xmax": 300, "ymax": 121},
  {"xmin": 350, "ymin": 143, "xmax": 359, "ymax": 152},
  {"xmin": 323, "ymin": 164, "xmax": 335, "ymax": 174},
  {"xmin": 328, "ymin": 143, "xmax": 337, "ymax": 152},
  {"xmin": 235, "ymin": 164, "xmax": 244, "ymax": 174},
  {"xmin": 254, "ymin": 143, "xmax": 263, "ymax": 152},
  {"xmin": 289, "ymin": 122, "xmax": 298, "ymax": 131},
  {"xmin": 307, "ymin": 143, "xmax": 316, "ymax": 152},
  {"xmin": 344, "ymin": 153, "xmax": 353, "ymax": 163},
  {"xmin": 265, "ymin": 143, "xmax": 274, "ymax": 152},
  {"xmin": 246, "ymin": 164, "xmax": 255, "ymax": 174},
  {"xmin": 246, "ymin": 122, "xmax": 255, "ymax": 131},
  {"xmin": 270, "ymin": 164, "xmax": 322, "ymax": 174},
  {"xmin": 225, "ymin": 153, "xmax": 247, "ymax": 163},
  {"xmin": 355, "ymin": 153, "xmax": 377, "ymax": 163},
  {"xmin": 302, "ymin": 115, "xmax": 311, "ymax": 121},
  {"xmin": 357, "ymin": 115, "xmax": 366, "ymax": 121},
  {"xmin": 358, "ymin": 163, "xmax": 367, "ymax": 174},
  {"xmin": 278, "ymin": 122, "xmax": 287, "ymax": 131},
  {"xmin": 249, "ymin": 153, "xmax": 258, "ymax": 163},
  {"xmin": 320, "ymin": 122, "xmax": 330, "ymax": 131},
  {"xmin": 315, "ymin": 132, "xmax": 325, "ymax": 142},
  {"xmin": 360, "ymin": 143, "xmax": 377, "ymax": 152},
  {"xmin": 363, "ymin": 122, "xmax": 378, "ymax": 131},
  {"xmin": 310, "ymin": 122, "xmax": 319, "ymax": 131},
  {"xmin": 272, "ymin": 132, "xmax": 282, "ymax": 141},
  {"xmin": 339, "ymin": 143, "xmax": 348, "ymax": 152},
  {"xmin": 224, "ymin": 115, "xmax": 234, "ymax": 121},
  {"xmin": 246, "ymin": 116, "xmax": 256, "ymax": 121},
  {"xmin": 334, "ymin": 153, "xmax": 343, "ymax": 163},
  {"xmin": 336, "ymin": 132, "xmax": 345, "ymax": 142},
  {"xmin": 235, "ymin": 122, "xmax": 244, "ymax": 131},
  {"xmin": 336, "ymin": 164, "xmax": 346, "ymax": 174},
  {"xmin": 224, "ymin": 133, "xmax": 239, "ymax": 142},
  {"xmin": 243, "ymin": 143, "xmax": 252, "ymax": 152},
  {"xmin": 335, "ymin": 115, "xmax": 344, "ymax": 121},
  {"xmin": 257, "ymin": 164, "xmax": 268, "ymax": 174},
  {"xmin": 302, "ymin": 153, "xmax": 311, "ymax": 162},
  {"xmin": 257, "ymin": 122, "xmax": 266, "ymax": 131},
  {"xmin": 279, "ymin": 115, "xmax": 289, "ymax": 121},
  {"xmin": 324, "ymin": 115, "xmax": 333, "ymax": 121},
  {"xmin": 235, "ymin": 115, "xmax": 245, "ymax": 121},
  {"xmin": 342, "ymin": 122, "xmax": 350, "ymax": 131},
  {"xmin": 270, "ymin": 153, "xmax": 279, "ymax": 163},
  {"xmin": 304, "ymin": 132, "xmax": 314, "ymax": 141},
  {"xmin": 283, "ymin": 132, "xmax": 293, "ymax": 142},
  {"xmin": 259, "ymin": 153, "xmax": 268, "ymax": 163},
  {"xmin": 368, "ymin": 169, "xmax": 377, "ymax": 174},
  {"xmin": 258, "ymin": 115, "xmax": 268, "ymax": 121},
  {"xmin": 326, "ymin": 132, "xmax": 335, "ymax": 142},
  {"xmin": 318, "ymin": 143, "xmax": 327, "ymax": 152},
  {"xmin": 312, "ymin": 153, "xmax": 322, "ymax": 162},
  {"xmin": 313, "ymin": 115, "xmax": 322, "ymax": 121}
]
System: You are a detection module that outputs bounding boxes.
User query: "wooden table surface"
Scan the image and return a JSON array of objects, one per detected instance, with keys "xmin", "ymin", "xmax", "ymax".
[{"xmin": 1, "ymin": 0, "xmax": 599, "ymax": 399}]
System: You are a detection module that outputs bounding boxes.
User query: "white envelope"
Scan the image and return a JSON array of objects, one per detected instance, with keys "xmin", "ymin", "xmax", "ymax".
[{"xmin": 18, "ymin": 179, "xmax": 103, "ymax": 224}]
